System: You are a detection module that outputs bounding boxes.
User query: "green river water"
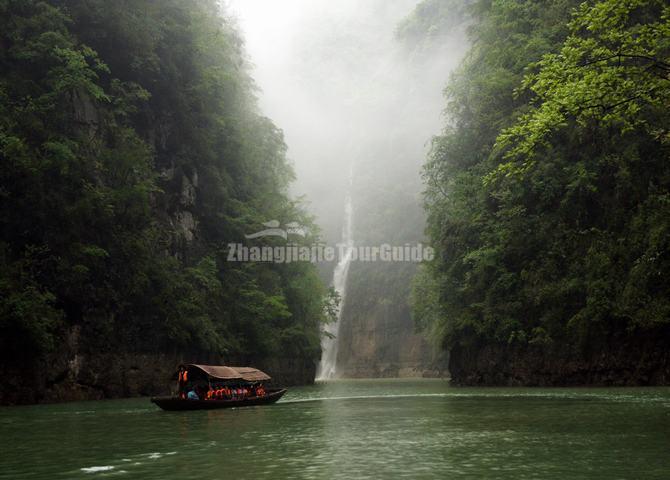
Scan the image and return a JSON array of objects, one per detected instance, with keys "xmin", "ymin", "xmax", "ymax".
[{"xmin": 1, "ymin": 379, "xmax": 669, "ymax": 479}]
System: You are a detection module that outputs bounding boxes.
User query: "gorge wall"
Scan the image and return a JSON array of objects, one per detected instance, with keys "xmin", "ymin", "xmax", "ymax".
[
  {"xmin": 448, "ymin": 328, "xmax": 670, "ymax": 386},
  {"xmin": 1, "ymin": 325, "xmax": 314, "ymax": 405},
  {"xmin": 0, "ymin": 0, "xmax": 327, "ymax": 405},
  {"xmin": 336, "ymin": 261, "xmax": 448, "ymax": 379}
]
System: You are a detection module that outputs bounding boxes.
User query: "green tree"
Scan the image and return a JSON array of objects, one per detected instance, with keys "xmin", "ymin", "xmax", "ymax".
[
  {"xmin": 416, "ymin": 0, "xmax": 670, "ymax": 383},
  {"xmin": 1, "ymin": 0, "xmax": 332, "ymax": 392}
]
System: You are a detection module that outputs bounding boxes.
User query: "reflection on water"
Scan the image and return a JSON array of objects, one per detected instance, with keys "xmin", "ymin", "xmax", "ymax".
[{"xmin": 1, "ymin": 379, "xmax": 669, "ymax": 479}]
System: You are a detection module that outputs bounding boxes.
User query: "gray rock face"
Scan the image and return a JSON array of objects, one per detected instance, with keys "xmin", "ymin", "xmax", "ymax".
[
  {"xmin": 174, "ymin": 210, "xmax": 196, "ymax": 242},
  {"xmin": 70, "ymin": 89, "xmax": 99, "ymax": 138},
  {"xmin": 0, "ymin": 327, "xmax": 315, "ymax": 405},
  {"xmin": 337, "ymin": 307, "xmax": 448, "ymax": 378},
  {"xmin": 448, "ymin": 330, "xmax": 670, "ymax": 386},
  {"xmin": 180, "ymin": 171, "xmax": 198, "ymax": 207},
  {"xmin": 335, "ymin": 262, "xmax": 448, "ymax": 378},
  {"xmin": 171, "ymin": 170, "xmax": 199, "ymax": 242},
  {"xmin": 1, "ymin": 344, "xmax": 315, "ymax": 405}
]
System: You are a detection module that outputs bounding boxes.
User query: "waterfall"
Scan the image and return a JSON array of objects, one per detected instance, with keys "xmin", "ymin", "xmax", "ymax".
[{"xmin": 316, "ymin": 172, "xmax": 354, "ymax": 380}]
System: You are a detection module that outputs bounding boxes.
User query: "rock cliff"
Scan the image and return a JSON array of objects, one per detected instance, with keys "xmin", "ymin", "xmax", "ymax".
[
  {"xmin": 335, "ymin": 262, "xmax": 448, "ymax": 378},
  {"xmin": 448, "ymin": 327, "xmax": 670, "ymax": 386},
  {"xmin": 1, "ymin": 329, "xmax": 315, "ymax": 406}
]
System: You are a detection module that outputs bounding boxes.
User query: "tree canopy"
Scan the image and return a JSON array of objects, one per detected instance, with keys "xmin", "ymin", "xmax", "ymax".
[
  {"xmin": 414, "ymin": 0, "xmax": 670, "ymax": 369},
  {"xmin": 0, "ymin": 0, "xmax": 332, "ymax": 367}
]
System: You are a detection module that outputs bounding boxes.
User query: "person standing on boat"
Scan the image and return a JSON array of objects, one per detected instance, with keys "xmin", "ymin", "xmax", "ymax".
[{"xmin": 178, "ymin": 366, "xmax": 188, "ymax": 398}]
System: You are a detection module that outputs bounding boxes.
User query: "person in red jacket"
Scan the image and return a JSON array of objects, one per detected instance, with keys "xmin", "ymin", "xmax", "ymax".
[{"xmin": 177, "ymin": 367, "xmax": 188, "ymax": 398}]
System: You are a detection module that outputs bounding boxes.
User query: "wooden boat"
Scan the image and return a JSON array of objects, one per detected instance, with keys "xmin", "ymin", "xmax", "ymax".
[
  {"xmin": 151, "ymin": 388, "xmax": 287, "ymax": 411},
  {"xmin": 150, "ymin": 364, "xmax": 287, "ymax": 411}
]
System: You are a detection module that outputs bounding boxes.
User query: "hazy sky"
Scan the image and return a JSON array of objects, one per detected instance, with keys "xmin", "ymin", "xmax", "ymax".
[{"xmin": 225, "ymin": 0, "xmax": 467, "ymax": 243}]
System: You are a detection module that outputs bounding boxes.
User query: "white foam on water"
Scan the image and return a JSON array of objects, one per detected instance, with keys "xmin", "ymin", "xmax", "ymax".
[
  {"xmin": 81, "ymin": 466, "xmax": 115, "ymax": 473},
  {"xmin": 279, "ymin": 391, "xmax": 663, "ymax": 405}
]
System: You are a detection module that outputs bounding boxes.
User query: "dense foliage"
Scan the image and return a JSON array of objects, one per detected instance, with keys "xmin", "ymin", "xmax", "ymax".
[
  {"xmin": 414, "ymin": 0, "xmax": 670, "ymax": 361},
  {"xmin": 0, "ymin": 0, "xmax": 332, "ymax": 365}
]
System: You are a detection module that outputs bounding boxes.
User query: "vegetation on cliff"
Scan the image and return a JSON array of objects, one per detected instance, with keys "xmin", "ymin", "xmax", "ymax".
[
  {"xmin": 0, "ymin": 0, "xmax": 333, "ymax": 374},
  {"xmin": 413, "ymin": 0, "xmax": 670, "ymax": 382}
]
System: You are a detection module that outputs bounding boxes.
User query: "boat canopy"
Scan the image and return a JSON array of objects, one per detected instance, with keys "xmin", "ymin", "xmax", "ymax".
[{"xmin": 179, "ymin": 364, "xmax": 271, "ymax": 382}]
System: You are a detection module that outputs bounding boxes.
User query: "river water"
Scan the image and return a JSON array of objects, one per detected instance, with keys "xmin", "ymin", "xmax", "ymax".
[{"xmin": 1, "ymin": 379, "xmax": 669, "ymax": 479}]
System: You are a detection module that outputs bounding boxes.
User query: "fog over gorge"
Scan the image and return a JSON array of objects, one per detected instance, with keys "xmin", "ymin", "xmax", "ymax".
[
  {"xmin": 229, "ymin": 0, "xmax": 469, "ymax": 376},
  {"xmin": 229, "ymin": 0, "xmax": 465, "ymax": 237},
  {"xmin": 2, "ymin": 0, "xmax": 669, "ymax": 477}
]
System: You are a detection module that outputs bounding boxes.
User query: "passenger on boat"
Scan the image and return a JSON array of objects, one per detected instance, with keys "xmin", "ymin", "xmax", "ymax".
[
  {"xmin": 177, "ymin": 367, "xmax": 189, "ymax": 398},
  {"xmin": 178, "ymin": 368, "xmax": 188, "ymax": 388},
  {"xmin": 187, "ymin": 389, "xmax": 199, "ymax": 400}
]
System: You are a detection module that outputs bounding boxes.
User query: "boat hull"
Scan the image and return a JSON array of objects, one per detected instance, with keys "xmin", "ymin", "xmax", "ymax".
[{"xmin": 151, "ymin": 388, "xmax": 287, "ymax": 411}]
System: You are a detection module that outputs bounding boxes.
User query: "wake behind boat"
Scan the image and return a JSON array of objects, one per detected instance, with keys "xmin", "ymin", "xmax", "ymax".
[{"xmin": 151, "ymin": 364, "xmax": 287, "ymax": 411}]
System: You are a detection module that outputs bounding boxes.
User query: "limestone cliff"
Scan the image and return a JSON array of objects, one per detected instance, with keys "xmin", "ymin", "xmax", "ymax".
[
  {"xmin": 1, "ymin": 325, "xmax": 314, "ymax": 405},
  {"xmin": 335, "ymin": 261, "xmax": 448, "ymax": 378},
  {"xmin": 448, "ymin": 328, "xmax": 670, "ymax": 386}
]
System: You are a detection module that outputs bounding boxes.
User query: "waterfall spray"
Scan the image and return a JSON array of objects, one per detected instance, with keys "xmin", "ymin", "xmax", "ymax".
[{"xmin": 316, "ymin": 169, "xmax": 354, "ymax": 380}]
